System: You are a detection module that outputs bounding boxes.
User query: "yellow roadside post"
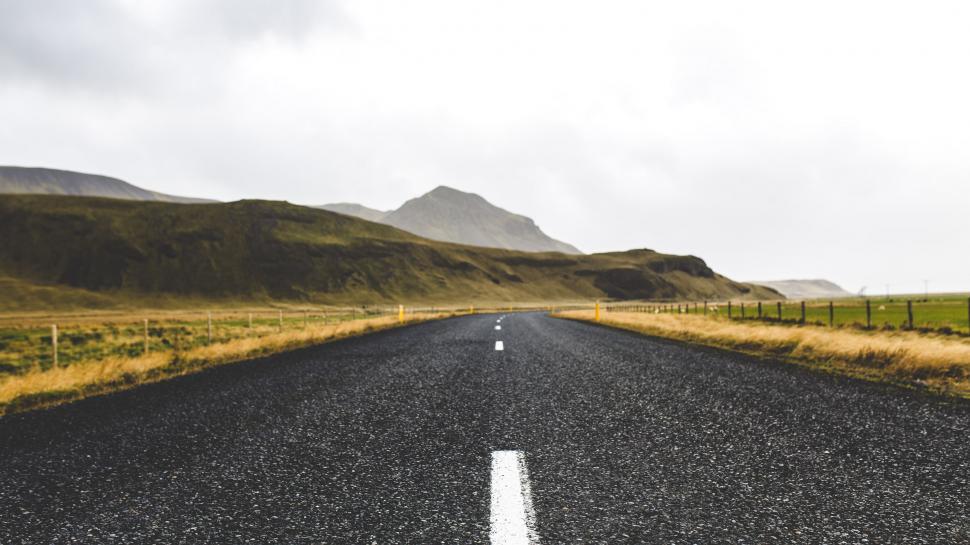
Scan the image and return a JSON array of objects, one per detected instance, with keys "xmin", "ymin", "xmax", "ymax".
[
  {"xmin": 595, "ymin": 300, "xmax": 601, "ymax": 322},
  {"xmin": 398, "ymin": 304, "xmax": 405, "ymax": 323}
]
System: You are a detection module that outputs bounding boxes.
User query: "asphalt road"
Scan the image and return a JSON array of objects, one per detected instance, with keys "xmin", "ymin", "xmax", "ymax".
[{"xmin": 1, "ymin": 312, "xmax": 969, "ymax": 544}]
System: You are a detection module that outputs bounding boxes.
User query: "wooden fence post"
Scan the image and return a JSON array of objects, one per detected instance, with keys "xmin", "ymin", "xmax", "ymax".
[
  {"xmin": 728, "ymin": 301, "xmax": 732, "ymax": 319},
  {"xmin": 866, "ymin": 300, "xmax": 872, "ymax": 329},
  {"xmin": 777, "ymin": 302, "xmax": 782, "ymax": 321},
  {"xmin": 207, "ymin": 312, "xmax": 213, "ymax": 344},
  {"xmin": 248, "ymin": 313, "xmax": 253, "ymax": 329},
  {"xmin": 143, "ymin": 318, "xmax": 149, "ymax": 355},
  {"xmin": 800, "ymin": 301, "xmax": 806, "ymax": 324},
  {"xmin": 51, "ymin": 324, "xmax": 58, "ymax": 368},
  {"xmin": 278, "ymin": 310, "xmax": 283, "ymax": 332},
  {"xmin": 907, "ymin": 300, "xmax": 914, "ymax": 329},
  {"xmin": 704, "ymin": 301, "xmax": 708, "ymax": 315},
  {"xmin": 757, "ymin": 302, "xmax": 763, "ymax": 319},
  {"xmin": 829, "ymin": 301, "xmax": 834, "ymax": 327},
  {"xmin": 741, "ymin": 302, "xmax": 746, "ymax": 319}
]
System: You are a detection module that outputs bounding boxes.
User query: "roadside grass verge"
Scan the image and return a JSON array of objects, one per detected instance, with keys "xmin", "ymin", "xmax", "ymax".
[
  {"xmin": 0, "ymin": 312, "xmax": 453, "ymax": 415},
  {"xmin": 554, "ymin": 310, "xmax": 970, "ymax": 398}
]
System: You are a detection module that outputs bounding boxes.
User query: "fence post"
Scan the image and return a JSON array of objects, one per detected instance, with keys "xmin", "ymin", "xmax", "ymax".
[
  {"xmin": 595, "ymin": 301, "xmax": 601, "ymax": 322},
  {"xmin": 829, "ymin": 301, "xmax": 834, "ymax": 327},
  {"xmin": 866, "ymin": 300, "xmax": 872, "ymax": 329},
  {"xmin": 800, "ymin": 301, "xmax": 806, "ymax": 324},
  {"xmin": 757, "ymin": 302, "xmax": 763, "ymax": 319},
  {"xmin": 741, "ymin": 302, "xmax": 746, "ymax": 319},
  {"xmin": 777, "ymin": 302, "xmax": 782, "ymax": 321},
  {"xmin": 907, "ymin": 300, "xmax": 914, "ymax": 329},
  {"xmin": 207, "ymin": 312, "xmax": 213, "ymax": 344},
  {"xmin": 143, "ymin": 318, "xmax": 149, "ymax": 355},
  {"xmin": 704, "ymin": 301, "xmax": 708, "ymax": 315},
  {"xmin": 728, "ymin": 301, "xmax": 732, "ymax": 319},
  {"xmin": 51, "ymin": 324, "xmax": 58, "ymax": 368},
  {"xmin": 248, "ymin": 313, "xmax": 253, "ymax": 329},
  {"xmin": 399, "ymin": 304, "xmax": 405, "ymax": 323},
  {"xmin": 304, "ymin": 309, "xmax": 308, "ymax": 329},
  {"xmin": 278, "ymin": 310, "xmax": 283, "ymax": 332}
]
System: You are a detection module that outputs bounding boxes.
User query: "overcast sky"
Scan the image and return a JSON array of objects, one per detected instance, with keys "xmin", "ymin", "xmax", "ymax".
[{"xmin": 2, "ymin": 1, "xmax": 968, "ymax": 294}]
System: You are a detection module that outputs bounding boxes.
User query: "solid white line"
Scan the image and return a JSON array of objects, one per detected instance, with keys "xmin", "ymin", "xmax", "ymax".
[
  {"xmin": 490, "ymin": 450, "xmax": 539, "ymax": 544},
  {"xmin": 495, "ymin": 325, "xmax": 502, "ymax": 330},
  {"xmin": 495, "ymin": 341, "xmax": 504, "ymax": 351}
]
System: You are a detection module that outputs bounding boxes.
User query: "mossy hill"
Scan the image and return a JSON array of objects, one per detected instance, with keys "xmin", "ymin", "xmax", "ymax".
[{"xmin": 0, "ymin": 195, "xmax": 779, "ymax": 310}]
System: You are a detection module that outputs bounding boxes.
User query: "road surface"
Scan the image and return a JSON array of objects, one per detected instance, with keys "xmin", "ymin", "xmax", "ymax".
[{"xmin": 1, "ymin": 312, "xmax": 968, "ymax": 543}]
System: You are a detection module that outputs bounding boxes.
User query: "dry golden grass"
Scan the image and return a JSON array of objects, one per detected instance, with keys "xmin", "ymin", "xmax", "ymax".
[
  {"xmin": 0, "ymin": 312, "xmax": 453, "ymax": 415},
  {"xmin": 555, "ymin": 310, "xmax": 970, "ymax": 397}
]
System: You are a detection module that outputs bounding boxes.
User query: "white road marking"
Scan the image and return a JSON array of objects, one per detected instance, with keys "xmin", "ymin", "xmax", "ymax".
[
  {"xmin": 495, "ymin": 325, "xmax": 502, "ymax": 330},
  {"xmin": 490, "ymin": 450, "xmax": 539, "ymax": 545},
  {"xmin": 495, "ymin": 341, "xmax": 504, "ymax": 351}
]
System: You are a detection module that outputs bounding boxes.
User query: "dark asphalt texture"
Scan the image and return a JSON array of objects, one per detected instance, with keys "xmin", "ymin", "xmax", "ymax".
[{"xmin": 1, "ymin": 312, "xmax": 969, "ymax": 544}]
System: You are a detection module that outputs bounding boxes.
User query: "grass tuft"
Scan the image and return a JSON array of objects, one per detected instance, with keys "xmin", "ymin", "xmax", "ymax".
[{"xmin": 556, "ymin": 311, "xmax": 970, "ymax": 397}]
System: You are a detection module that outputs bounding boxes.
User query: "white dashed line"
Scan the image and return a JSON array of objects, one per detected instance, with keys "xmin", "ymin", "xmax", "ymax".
[
  {"xmin": 495, "ymin": 341, "xmax": 504, "ymax": 351},
  {"xmin": 495, "ymin": 325, "xmax": 502, "ymax": 330},
  {"xmin": 490, "ymin": 450, "xmax": 539, "ymax": 544}
]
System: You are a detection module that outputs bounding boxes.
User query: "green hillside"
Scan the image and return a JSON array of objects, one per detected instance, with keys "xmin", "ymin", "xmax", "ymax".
[{"xmin": 0, "ymin": 195, "xmax": 778, "ymax": 310}]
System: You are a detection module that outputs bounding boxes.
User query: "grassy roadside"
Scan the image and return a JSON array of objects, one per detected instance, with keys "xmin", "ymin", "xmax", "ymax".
[
  {"xmin": 0, "ymin": 312, "xmax": 455, "ymax": 416},
  {"xmin": 554, "ymin": 310, "xmax": 970, "ymax": 398}
]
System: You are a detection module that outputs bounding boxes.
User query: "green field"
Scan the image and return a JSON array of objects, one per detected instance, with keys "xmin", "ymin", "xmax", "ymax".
[
  {"xmin": 0, "ymin": 308, "xmax": 394, "ymax": 375},
  {"xmin": 609, "ymin": 293, "xmax": 970, "ymax": 334},
  {"xmin": 794, "ymin": 295, "xmax": 970, "ymax": 332}
]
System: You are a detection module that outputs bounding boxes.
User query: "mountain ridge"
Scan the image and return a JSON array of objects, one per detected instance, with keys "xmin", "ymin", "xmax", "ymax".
[
  {"xmin": 0, "ymin": 166, "xmax": 215, "ymax": 204},
  {"xmin": 748, "ymin": 279, "xmax": 853, "ymax": 299}
]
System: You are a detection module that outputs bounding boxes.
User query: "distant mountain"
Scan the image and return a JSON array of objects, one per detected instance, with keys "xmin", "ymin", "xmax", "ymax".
[
  {"xmin": 320, "ymin": 186, "xmax": 582, "ymax": 254},
  {"xmin": 748, "ymin": 279, "xmax": 853, "ymax": 299},
  {"xmin": 317, "ymin": 202, "xmax": 388, "ymax": 223},
  {"xmin": 0, "ymin": 195, "xmax": 779, "ymax": 309},
  {"xmin": 0, "ymin": 166, "xmax": 214, "ymax": 204}
]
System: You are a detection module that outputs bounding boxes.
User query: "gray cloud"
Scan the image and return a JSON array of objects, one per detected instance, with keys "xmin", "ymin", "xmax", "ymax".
[
  {"xmin": 0, "ymin": 0, "xmax": 349, "ymax": 95},
  {"xmin": 0, "ymin": 0, "xmax": 967, "ymax": 294}
]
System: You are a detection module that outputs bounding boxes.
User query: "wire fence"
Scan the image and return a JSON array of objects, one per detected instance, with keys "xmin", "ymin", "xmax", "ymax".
[
  {"xmin": 0, "ymin": 306, "xmax": 453, "ymax": 374},
  {"xmin": 0, "ymin": 303, "xmax": 583, "ymax": 375},
  {"xmin": 9, "ymin": 298, "xmax": 966, "ymax": 376},
  {"xmin": 604, "ymin": 297, "xmax": 970, "ymax": 336}
]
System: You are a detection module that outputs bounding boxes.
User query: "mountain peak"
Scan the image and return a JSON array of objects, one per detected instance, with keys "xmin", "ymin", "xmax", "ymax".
[
  {"xmin": 423, "ymin": 185, "xmax": 487, "ymax": 205},
  {"xmin": 324, "ymin": 185, "xmax": 582, "ymax": 254},
  {"xmin": 427, "ymin": 185, "xmax": 463, "ymax": 195}
]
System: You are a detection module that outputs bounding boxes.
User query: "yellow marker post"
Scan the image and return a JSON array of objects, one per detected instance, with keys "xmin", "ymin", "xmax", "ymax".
[
  {"xmin": 398, "ymin": 304, "xmax": 405, "ymax": 323},
  {"xmin": 595, "ymin": 301, "xmax": 601, "ymax": 322},
  {"xmin": 470, "ymin": 305, "xmax": 475, "ymax": 314}
]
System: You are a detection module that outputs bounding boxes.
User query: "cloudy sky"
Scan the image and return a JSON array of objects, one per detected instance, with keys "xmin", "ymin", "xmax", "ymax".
[{"xmin": 2, "ymin": 0, "xmax": 968, "ymax": 294}]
